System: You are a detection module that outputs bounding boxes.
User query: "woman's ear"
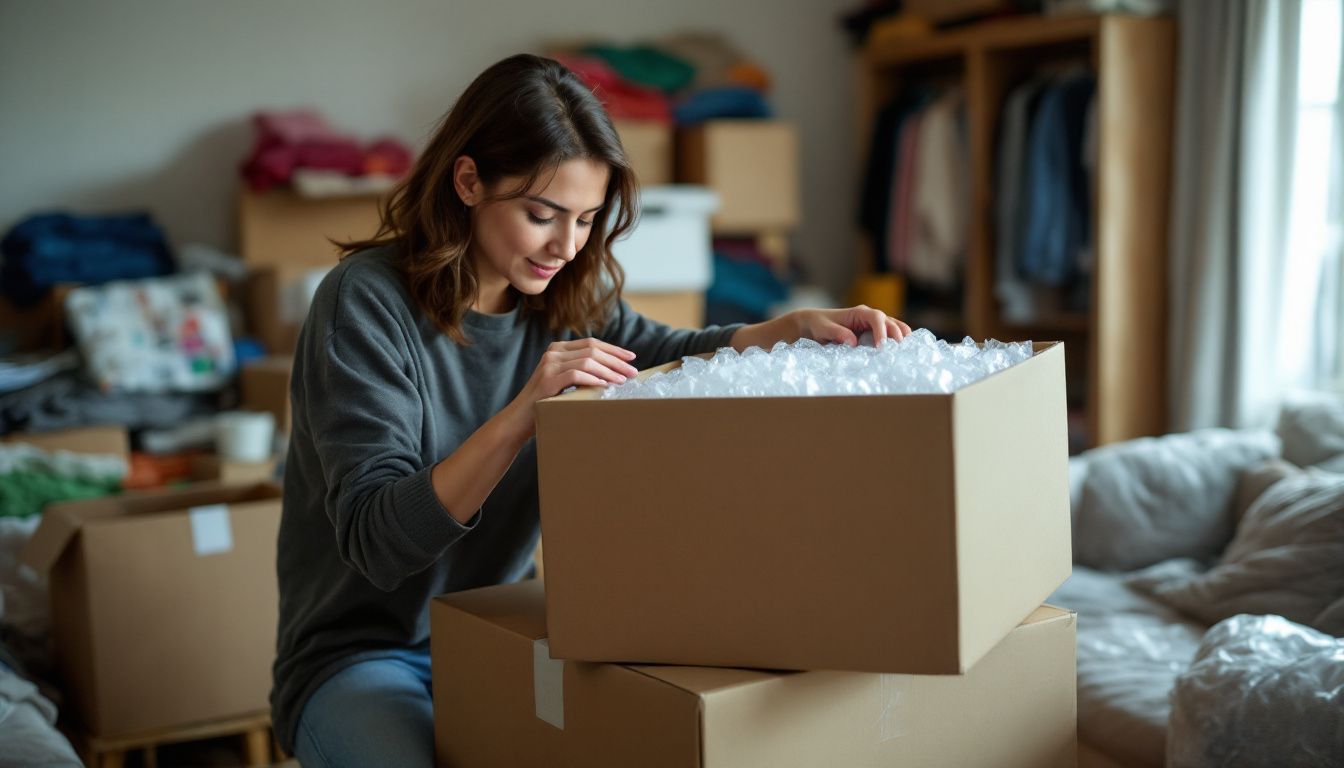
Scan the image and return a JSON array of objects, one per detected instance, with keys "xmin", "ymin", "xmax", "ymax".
[{"xmin": 453, "ymin": 155, "xmax": 483, "ymax": 206}]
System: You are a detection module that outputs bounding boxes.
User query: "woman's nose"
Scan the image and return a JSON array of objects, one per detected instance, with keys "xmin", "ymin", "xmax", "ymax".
[{"xmin": 550, "ymin": 223, "xmax": 579, "ymax": 262}]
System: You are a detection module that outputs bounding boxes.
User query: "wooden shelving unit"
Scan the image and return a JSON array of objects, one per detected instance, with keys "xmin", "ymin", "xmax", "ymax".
[{"xmin": 856, "ymin": 13, "xmax": 1176, "ymax": 449}]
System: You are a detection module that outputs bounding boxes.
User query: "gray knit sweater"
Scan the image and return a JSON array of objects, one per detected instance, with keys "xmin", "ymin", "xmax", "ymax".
[{"xmin": 270, "ymin": 247, "xmax": 740, "ymax": 751}]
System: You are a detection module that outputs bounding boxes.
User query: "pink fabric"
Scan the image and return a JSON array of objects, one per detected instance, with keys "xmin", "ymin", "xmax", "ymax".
[{"xmin": 240, "ymin": 110, "xmax": 415, "ymax": 192}]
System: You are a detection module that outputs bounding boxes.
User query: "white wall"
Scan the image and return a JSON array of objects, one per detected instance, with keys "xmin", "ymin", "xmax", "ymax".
[{"xmin": 0, "ymin": 0, "xmax": 860, "ymax": 300}]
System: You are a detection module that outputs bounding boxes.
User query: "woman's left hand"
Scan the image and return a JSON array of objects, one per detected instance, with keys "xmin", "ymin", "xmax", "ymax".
[{"xmin": 792, "ymin": 306, "xmax": 912, "ymax": 346}]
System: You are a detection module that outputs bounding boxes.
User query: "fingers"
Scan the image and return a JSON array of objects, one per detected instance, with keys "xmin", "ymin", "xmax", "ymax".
[
  {"xmin": 560, "ymin": 367, "xmax": 609, "ymax": 390},
  {"xmin": 551, "ymin": 338, "xmax": 636, "ymax": 361},
  {"xmin": 564, "ymin": 357, "xmax": 629, "ymax": 386},
  {"xmin": 864, "ymin": 307, "xmax": 888, "ymax": 345},
  {"xmin": 554, "ymin": 346, "xmax": 639, "ymax": 378},
  {"xmin": 885, "ymin": 317, "xmax": 911, "ymax": 342}
]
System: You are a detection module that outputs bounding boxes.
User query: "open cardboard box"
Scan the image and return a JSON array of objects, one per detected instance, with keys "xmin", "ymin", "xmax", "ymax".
[
  {"xmin": 432, "ymin": 580, "xmax": 1077, "ymax": 768},
  {"xmin": 21, "ymin": 482, "xmax": 282, "ymax": 736},
  {"xmin": 535, "ymin": 341, "xmax": 1071, "ymax": 674}
]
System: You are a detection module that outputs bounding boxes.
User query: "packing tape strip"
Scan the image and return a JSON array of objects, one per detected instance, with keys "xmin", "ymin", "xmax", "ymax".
[
  {"xmin": 878, "ymin": 674, "xmax": 906, "ymax": 742},
  {"xmin": 533, "ymin": 638, "xmax": 565, "ymax": 730}
]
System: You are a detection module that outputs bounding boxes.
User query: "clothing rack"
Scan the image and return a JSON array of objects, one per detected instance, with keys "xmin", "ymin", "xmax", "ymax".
[{"xmin": 855, "ymin": 13, "xmax": 1176, "ymax": 450}]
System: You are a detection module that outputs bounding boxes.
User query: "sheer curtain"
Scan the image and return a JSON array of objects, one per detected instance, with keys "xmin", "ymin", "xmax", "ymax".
[{"xmin": 1168, "ymin": 0, "xmax": 1343, "ymax": 431}]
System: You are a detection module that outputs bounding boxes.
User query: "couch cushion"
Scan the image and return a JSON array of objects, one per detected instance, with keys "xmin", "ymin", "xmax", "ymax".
[
  {"xmin": 1276, "ymin": 391, "xmax": 1344, "ymax": 468},
  {"xmin": 1129, "ymin": 467, "xmax": 1344, "ymax": 636},
  {"xmin": 1071, "ymin": 429, "xmax": 1279, "ymax": 572}
]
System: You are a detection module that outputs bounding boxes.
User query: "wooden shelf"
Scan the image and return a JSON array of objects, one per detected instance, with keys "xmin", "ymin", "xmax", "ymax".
[{"xmin": 864, "ymin": 14, "xmax": 1102, "ymax": 69}]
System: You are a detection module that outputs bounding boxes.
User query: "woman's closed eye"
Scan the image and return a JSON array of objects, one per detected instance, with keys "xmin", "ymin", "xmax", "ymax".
[{"xmin": 527, "ymin": 211, "xmax": 594, "ymax": 228}]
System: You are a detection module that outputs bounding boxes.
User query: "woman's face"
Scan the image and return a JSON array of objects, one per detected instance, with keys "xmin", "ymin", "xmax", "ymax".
[{"xmin": 466, "ymin": 158, "xmax": 610, "ymax": 314}]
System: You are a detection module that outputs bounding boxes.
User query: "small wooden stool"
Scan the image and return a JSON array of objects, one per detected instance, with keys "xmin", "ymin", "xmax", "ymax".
[{"xmin": 77, "ymin": 710, "xmax": 274, "ymax": 768}]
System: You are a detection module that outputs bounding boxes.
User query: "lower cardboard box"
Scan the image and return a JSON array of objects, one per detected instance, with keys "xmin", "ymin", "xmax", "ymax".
[
  {"xmin": 431, "ymin": 580, "xmax": 1077, "ymax": 768},
  {"xmin": 20, "ymin": 482, "xmax": 282, "ymax": 736}
]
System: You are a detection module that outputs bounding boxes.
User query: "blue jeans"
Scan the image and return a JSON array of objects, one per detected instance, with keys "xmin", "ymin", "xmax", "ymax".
[{"xmin": 293, "ymin": 649, "xmax": 434, "ymax": 768}]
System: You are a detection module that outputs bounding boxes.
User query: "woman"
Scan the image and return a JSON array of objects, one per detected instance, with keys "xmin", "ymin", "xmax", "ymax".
[{"xmin": 272, "ymin": 53, "xmax": 910, "ymax": 767}]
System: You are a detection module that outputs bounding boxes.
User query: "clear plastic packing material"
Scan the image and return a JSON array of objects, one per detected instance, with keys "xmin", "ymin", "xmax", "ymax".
[
  {"xmin": 1167, "ymin": 614, "xmax": 1344, "ymax": 767},
  {"xmin": 601, "ymin": 328, "xmax": 1033, "ymax": 399}
]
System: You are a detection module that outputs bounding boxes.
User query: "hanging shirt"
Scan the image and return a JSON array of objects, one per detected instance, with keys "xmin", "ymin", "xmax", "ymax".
[{"xmin": 907, "ymin": 91, "xmax": 968, "ymax": 289}]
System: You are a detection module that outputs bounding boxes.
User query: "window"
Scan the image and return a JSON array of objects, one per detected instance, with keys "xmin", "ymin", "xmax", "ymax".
[{"xmin": 1284, "ymin": 0, "xmax": 1343, "ymax": 391}]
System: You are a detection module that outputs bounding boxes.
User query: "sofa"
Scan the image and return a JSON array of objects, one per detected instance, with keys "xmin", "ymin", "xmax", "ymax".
[{"xmin": 1054, "ymin": 394, "xmax": 1344, "ymax": 767}]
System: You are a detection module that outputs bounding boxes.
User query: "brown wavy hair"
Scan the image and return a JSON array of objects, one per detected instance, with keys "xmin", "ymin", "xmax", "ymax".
[{"xmin": 338, "ymin": 54, "xmax": 636, "ymax": 344}]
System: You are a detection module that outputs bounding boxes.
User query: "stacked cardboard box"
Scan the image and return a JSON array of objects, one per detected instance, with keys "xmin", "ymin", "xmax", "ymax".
[
  {"xmin": 431, "ymin": 342, "xmax": 1077, "ymax": 765},
  {"xmin": 238, "ymin": 186, "xmax": 380, "ymax": 354},
  {"xmin": 677, "ymin": 120, "xmax": 799, "ymax": 235},
  {"xmin": 433, "ymin": 581, "xmax": 1076, "ymax": 767}
]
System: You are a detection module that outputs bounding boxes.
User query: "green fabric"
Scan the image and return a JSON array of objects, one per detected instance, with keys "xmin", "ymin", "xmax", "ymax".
[
  {"xmin": 581, "ymin": 44, "xmax": 695, "ymax": 93},
  {"xmin": 0, "ymin": 470, "xmax": 121, "ymax": 518}
]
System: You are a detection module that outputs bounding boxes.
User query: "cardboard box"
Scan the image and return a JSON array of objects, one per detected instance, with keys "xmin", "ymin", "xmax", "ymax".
[
  {"xmin": 536, "ymin": 342, "xmax": 1071, "ymax": 674},
  {"xmin": 238, "ymin": 186, "xmax": 381, "ymax": 268},
  {"xmin": 245, "ymin": 264, "xmax": 331, "ymax": 355},
  {"xmin": 432, "ymin": 580, "xmax": 1077, "ymax": 768},
  {"xmin": 2, "ymin": 424, "xmax": 130, "ymax": 459},
  {"xmin": 191, "ymin": 454, "xmax": 278, "ymax": 484},
  {"xmin": 677, "ymin": 120, "xmax": 800, "ymax": 233},
  {"xmin": 613, "ymin": 120, "xmax": 673, "ymax": 186},
  {"xmin": 21, "ymin": 482, "xmax": 282, "ymax": 737},
  {"xmin": 623, "ymin": 291, "xmax": 704, "ymax": 329},
  {"xmin": 240, "ymin": 356, "xmax": 293, "ymax": 434}
]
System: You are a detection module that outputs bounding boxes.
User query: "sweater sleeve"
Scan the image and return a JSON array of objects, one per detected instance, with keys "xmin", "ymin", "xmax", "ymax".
[
  {"xmin": 304, "ymin": 320, "xmax": 479, "ymax": 592},
  {"xmin": 598, "ymin": 299, "xmax": 744, "ymax": 368}
]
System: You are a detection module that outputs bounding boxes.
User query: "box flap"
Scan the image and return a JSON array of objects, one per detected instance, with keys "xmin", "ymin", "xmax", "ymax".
[
  {"xmin": 435, "ymin": 579, "xmax": 548, "ymax": 641},
  {"xmin": 20, "ymin": 481, "xmax": 281, "ymax": 574},
  {"xmin": 20, "ymin": 497, "xmax": 118, "ymax": 573}
]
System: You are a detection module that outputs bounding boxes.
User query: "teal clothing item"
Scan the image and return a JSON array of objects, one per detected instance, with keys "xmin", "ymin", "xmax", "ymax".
[
  {"xmin": 270, "ymin": 246, "xmax": 742, "ymax": 753},
  {"xmin": 581, "ymin": 44, "xmax": 696, "ymax": 93}
]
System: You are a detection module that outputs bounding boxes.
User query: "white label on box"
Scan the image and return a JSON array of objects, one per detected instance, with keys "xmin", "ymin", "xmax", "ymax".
[
  {"xmin": 189, "ymin": 504, "xmax": 234, "ymax": 556},
  {"xmin": 878, "ymin": 674, "xmax": 907, "ymax": 741},
  {"xmin": 533, "ymin": 638, "xmax": 564, "ymax": 730}
]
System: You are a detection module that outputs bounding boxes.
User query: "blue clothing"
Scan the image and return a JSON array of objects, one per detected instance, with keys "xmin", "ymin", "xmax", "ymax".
[
  {"xmin": 0, "ymin": 212, "xmax": 174, "ymax": 307},
  {"xmin": 1019, "ymin": 73, "xmax": 1096, "ymax": 287},
  {"xmin": 673, "ymin": 86, "xmax": 772, "ymax": 124},
  {"xmin": 293, "ymin": 649, "xmax": 434, "ymax": 768}
]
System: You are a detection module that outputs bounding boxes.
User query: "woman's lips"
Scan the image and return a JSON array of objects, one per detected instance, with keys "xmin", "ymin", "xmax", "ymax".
[{"xmin": 527, "ymin": 259, "xmax": 560, "ymax": 278}]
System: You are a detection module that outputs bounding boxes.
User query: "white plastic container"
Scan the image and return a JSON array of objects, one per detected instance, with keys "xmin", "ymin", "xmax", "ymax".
[
  {"xmin": 611, "ymin": 185, "xmax": 719, "ymax": 293},
  {"xmin": 215, "ymin": 411, "xmax": 276, "ymax": 463}
]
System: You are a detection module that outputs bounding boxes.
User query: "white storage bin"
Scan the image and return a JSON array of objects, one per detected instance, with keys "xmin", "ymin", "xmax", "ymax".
[{"xmin": 611, "ymin": 185, "xmax": 718, "ymax": 292}]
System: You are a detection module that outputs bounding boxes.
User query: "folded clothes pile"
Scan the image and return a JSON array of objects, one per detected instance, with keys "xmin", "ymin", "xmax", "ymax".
[
  {"xmin": 240, "ymin": 109, "xmax": 414, "ymax": 192},
  {"xmin": 550, "ymin": 32, "xmax": 774, "ymax": 125}
]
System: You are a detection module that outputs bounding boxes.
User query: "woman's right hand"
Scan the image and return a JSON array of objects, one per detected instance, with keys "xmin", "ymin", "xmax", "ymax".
[{"xmin": 502, "ymin": 338, "xmax": 639, "ymax": 438}]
